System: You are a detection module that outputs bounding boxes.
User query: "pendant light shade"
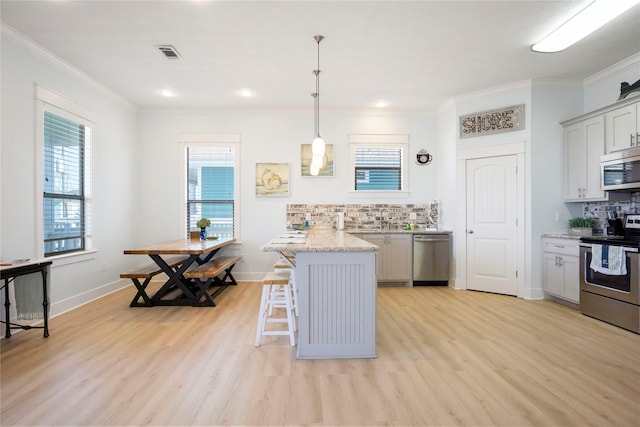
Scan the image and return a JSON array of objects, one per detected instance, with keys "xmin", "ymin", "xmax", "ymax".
[
  {"xmin": 311, "ymin": 154, "xmax": 324, "ymax": 168},
  {"xmin": 312, "ymin": 136, "xmax": 325, "ymax": 157},
  {"xmin": 310, "ymin": 35, "xmax": 325, "ymax": 176}
]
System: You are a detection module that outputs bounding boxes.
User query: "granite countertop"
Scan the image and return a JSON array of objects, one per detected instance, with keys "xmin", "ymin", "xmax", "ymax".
[
  {"xmin": 542, "ymin": 233, "xmax": 582, "ymax": 240},
  {"xmin": 347, "ymin": 228, "xmax": 451, "ymax": 234},
  {"xmin": 261, "ymin": 230, "xmax": 379, "ymax": 253}
]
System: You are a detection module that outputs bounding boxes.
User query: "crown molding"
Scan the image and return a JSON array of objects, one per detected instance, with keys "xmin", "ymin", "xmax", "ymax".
[
  {"xmin": 530, "ymin": 78, "xmax": 584, "ymax": 89},
  {"xmin": 584, "ymin": 51, "xmax": 640, "ymax": 86},
  {"xmin": 1, "ymin": 22, "xmax": 137, "ymax": 111},
  {"xmin": 452, "ymin": 79, "xmax": 533, "ymax": 104}
]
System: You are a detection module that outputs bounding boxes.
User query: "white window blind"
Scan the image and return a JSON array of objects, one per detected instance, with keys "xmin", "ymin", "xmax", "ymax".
[
  {"xmin": 43, "ymin": 110, "xmax": 91, "ymax": 256},
  {"xmin": 349, "ymin": 134, "xmax": 409, "ymax": 193},
  {"xmin": 354, "ymin": 146, "xmax": 403, "ymax": 190},
  {"xmin": 186, "ymin": 145, "xmax": 236, "ymax": 239}
]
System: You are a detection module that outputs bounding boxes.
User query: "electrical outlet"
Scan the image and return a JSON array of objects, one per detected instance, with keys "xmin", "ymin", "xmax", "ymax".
[{"xmin": 409, "ymin": 212, "xmax": 417, "ymax": 220}]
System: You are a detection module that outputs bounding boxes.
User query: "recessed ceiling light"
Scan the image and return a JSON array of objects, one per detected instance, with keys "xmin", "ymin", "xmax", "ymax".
[
  {"xmin": 375, "ymin": 100, "xmax": 388, "ymax": 108},
  {"xmin": 159, "ymin": 89, "xmax": 177, "ymax": 98},
  {"xmin": 532, "ymin": 0, "xmax": 640, "ymax": 52},
  {"xmin": 237, "ymin": 88, "xmax": 256, "ymax": 98}
]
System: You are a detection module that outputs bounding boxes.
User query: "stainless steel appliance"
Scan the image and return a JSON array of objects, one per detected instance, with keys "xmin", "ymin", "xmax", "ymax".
[
  {"xmin": 413, "ymin": 233, "xmax": 450, "ymax": 286},
  {"xmin": 601, "ymin": 147, "xmax": 640, "ymax": 191},
  {"xmin": 579, "ymin": 214, "xmax": 640, "ymax": 333}
]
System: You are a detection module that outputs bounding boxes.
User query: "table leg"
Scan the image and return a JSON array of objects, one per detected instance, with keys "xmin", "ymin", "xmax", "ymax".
[
  {"xmin": 42, "ymin": 268, "xmax": 49, "ymax": 338},
  {"xmin": 129, "ymin": 278, "xmax": 154, "ymax": 307},
  {"xmin": 4, "ymin": 279, "xmax": 10, "ymax": 339}
]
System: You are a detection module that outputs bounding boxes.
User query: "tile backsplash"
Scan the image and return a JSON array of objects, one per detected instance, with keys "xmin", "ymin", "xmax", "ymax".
[
  {"xmin": 583, "ymin": 191, "xmax": 640, "ymax": 231},
  {"xmin": 286, "ymin": 202, "xmax": 440, "ymax": 231}
]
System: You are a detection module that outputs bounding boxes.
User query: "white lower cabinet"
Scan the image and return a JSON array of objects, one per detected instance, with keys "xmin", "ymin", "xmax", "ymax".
[
  {"xmin": 542, "ymin": 237, "xmax": 580, "ymax": 304},
  {"xmin": 356, "ymin": 233, "xmax": 412, "ymax": 284}
]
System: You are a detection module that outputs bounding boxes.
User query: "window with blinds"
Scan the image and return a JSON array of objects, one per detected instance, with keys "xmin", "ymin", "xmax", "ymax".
[
  {"xmin": 186, "ymin": 145, "xmax": 235, "ymax": 239},
  {"xmin": 354, "ymin": 146, "xmax": 403, "ymax": 190},
  {"xmin": 43, "ymin": 111, "xmax": 90, "ymax": 256}
]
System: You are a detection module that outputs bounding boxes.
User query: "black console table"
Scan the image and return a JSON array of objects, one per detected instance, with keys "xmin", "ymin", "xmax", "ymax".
[{"xmin": 1, "ymin": 260, "xmax": 52, "ymax": 338}]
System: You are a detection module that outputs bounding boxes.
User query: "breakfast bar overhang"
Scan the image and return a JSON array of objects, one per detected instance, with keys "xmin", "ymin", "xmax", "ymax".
[{"xmin": 261, "ymin": 230, "xmax": 378, "ymax": 359}]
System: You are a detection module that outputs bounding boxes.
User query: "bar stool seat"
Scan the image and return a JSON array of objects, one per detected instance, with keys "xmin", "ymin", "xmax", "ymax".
[{"xmin": 255, "ymin": 272, "xmax": 296, "ymax": 347}]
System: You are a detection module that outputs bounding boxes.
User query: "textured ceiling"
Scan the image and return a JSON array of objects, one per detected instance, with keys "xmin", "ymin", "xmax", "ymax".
[{"xmin": 2, "ymin": 0, "xmax": 640, "ymax": 112}]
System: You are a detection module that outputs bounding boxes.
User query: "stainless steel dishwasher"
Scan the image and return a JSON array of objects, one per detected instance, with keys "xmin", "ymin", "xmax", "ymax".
[{"xmin": 413, "ymin": 233, "xmax": 451, "ymax": 286}]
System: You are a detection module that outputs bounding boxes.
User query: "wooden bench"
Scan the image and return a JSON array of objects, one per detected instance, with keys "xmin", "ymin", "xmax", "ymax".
[
  {"xmin": 121, "ymin": 256, "xmax": 188, "ymax": 307},
  {"xmin": 183, "ymin": 256, "xmax": 242, "ymax": 306}
]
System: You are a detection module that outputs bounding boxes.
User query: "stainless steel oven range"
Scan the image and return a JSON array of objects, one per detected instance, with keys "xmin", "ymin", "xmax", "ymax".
[{"xmin": 579, "ymin": 214, "xmax": 640, "ymax": 334}]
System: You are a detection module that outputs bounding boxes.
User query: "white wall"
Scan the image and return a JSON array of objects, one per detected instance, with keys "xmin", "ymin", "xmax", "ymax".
[
  {"xmin": 584, "ymin": 52, "xmax": 640, "ymax": 112},
  {"xmin": 529, "ymin": 81, "xmax": 584, "ymax": 295},
  {"xmin": 1, "ymin": 30, "xmax": 139, "ymax": 316},
  {"xmin": 136, "ymin": 110, "xmax": 437, "ymax": 279}
]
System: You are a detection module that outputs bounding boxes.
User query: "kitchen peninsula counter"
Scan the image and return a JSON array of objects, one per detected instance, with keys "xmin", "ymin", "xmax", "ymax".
[
  {"xmin": 261, "ymin": 229, "xmax": 378, "ymax": 359},
  {"xmin": 261, "ymin": 229, "xmax": 378, "ymax": 253}
]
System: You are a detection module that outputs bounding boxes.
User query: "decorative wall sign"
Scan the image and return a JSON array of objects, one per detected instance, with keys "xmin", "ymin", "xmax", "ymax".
[
  {"xmin": 459, "ymin": 104, "xmax": 524, "ymax": 138},
  {"xmin": 301, "ymin": 143, "xmax": 334, "ymax": 177},
  {"xmin": 256, "ymin": 163, "xmax": 289, "ymax": 197},
  {"xmin": 415, "ymin": 149, "xmax": 432, "ymax": 165}
]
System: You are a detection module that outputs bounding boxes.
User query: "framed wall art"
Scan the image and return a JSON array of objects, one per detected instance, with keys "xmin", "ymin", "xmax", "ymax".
[
  {"xmin": 256, "ymin": 163, "xmax": 289, "ymax": 197},
  {"xmin": 301, "ymin": 143, "xmax": 334, "ymax": 177}
]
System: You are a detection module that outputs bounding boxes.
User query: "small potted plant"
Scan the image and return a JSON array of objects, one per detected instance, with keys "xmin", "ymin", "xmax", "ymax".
[
  {"xmin": 197, "ymin": 217, "xmax": 211, "ymax": 240},
  {"xmin": 568, "ymin": 217, "xmax": 595, "ymax": 237}
]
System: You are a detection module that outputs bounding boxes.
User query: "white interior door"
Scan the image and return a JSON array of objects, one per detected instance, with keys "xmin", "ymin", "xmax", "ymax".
[{"xmin": 466, "ymin": 155, "xmax": 518, "ymax": 295}]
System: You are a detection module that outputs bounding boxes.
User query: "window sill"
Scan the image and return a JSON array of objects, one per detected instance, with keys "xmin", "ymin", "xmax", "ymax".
[
  {"xmin": 347, "ymin": 191, "xmax": 410, "ymax": 198},
  {"xmin": 46, "ymin": 250, "xmax": 98, "ymax": 267}
]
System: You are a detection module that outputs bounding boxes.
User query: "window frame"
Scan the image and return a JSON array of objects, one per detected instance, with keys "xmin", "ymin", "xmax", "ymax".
[
  {"xmin": 179, "ymin": 134, "xmax": 241, "ymax": 240},
  {"xmin": 36, "ymin": 85, "xmax": 95, "ymax": 263},
  {"xmin": 348, "ymin": 134, "xmax": 409, "ymax": 196}
]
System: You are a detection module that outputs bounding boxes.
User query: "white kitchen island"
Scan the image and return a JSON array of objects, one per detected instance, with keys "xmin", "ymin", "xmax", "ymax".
[{"xmin": 261, "ymin": 230, "xmax": 378, "ymax": 359}]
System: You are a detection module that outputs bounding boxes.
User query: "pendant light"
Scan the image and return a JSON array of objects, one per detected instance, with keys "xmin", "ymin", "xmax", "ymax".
[{"xmin": 310, "ymin": 35, "xmax": 325, "ymax": 175}]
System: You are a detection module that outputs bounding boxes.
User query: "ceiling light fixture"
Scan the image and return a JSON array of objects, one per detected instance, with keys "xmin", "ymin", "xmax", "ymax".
[
  {"xmin": 237, "ymin": 88, "xmax": 255, "ymax": 97},
  {"xmin": 310, "ymin": 35, "xmax": 325, "ymax": 175},
  {"xmin": 159, "ymin": 88, "xmax": 176, "ymax": 97},
  {"xmin": 532, "ymin": 0, "xmax": 640, "ymax": 53}
]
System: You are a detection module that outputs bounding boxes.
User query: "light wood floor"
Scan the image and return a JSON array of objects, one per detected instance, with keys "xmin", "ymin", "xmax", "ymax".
[{"xmin": 1, "ymin": 282, "xmax": 639, "ymax": 426}]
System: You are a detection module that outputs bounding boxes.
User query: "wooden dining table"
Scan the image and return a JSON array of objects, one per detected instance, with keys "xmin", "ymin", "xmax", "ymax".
[{"xmin": 123, "ymin": 237, "xmax": 235, "ymax": 306}]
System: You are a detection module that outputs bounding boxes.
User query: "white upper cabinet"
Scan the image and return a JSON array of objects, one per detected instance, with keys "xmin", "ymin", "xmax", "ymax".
[
  {"xmin": 562, "ymin": 97, "xmax": 640, "ymax": 202},
  {"xmin": 563, "ymin": 115, "xmax": 606, "ymax": 201},
  {"xmin": 605, "ymin": 101, "xmax": 640, "ymax": 153}
]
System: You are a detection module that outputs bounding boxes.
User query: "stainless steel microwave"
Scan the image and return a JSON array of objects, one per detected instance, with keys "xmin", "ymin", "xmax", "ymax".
[{"xmin": 601, "ymin": 147, "xmax": 640, "ymax": 191}]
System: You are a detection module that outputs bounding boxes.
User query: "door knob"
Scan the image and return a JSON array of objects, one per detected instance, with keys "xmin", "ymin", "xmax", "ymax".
[{"xmin": 468, "ymin": 230, "xmax": 474, "ymax": 234}]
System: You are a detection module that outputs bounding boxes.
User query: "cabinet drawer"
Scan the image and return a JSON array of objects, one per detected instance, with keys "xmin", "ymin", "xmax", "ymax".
[{"xmin": 543, "ymin": 238, "xmax": 579, "ymax": 256}]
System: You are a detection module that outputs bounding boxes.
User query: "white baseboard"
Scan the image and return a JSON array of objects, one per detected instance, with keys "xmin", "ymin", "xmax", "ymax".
[{"xmin": 50, "ymin": 279, "xmax": 129, "ymax": 318}]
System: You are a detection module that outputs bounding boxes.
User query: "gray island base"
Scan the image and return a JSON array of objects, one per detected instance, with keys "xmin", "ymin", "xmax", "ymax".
[{"xmin": 261, "ymin": 230, "xmax": 378, "ymax": 359}]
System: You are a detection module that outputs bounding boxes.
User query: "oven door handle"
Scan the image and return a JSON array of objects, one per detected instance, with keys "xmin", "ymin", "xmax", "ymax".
[{"xmin": 579, "ymin": 242, "xmax": 638, "ymax": 253}]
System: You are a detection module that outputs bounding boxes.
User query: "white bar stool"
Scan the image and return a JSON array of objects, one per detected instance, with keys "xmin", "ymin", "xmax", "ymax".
[
  {"xmin": 273, "ymin": 259, "xmax": 298, "ymax": 317},
  {"xmin": 255, "ymin": 272, "xmax": 296, "ymax": 347}
]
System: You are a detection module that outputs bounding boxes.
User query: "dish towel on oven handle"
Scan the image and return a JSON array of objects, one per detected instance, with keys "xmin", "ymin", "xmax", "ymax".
[{"xmin": 590, "ymin": 244, "xmax": 627, "ymax": 276}]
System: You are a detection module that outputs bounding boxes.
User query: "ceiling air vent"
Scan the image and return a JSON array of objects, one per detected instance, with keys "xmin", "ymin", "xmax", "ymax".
[{"xmin": 156, "ymin": 45, "xmax": 182, "ymax": 59}]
